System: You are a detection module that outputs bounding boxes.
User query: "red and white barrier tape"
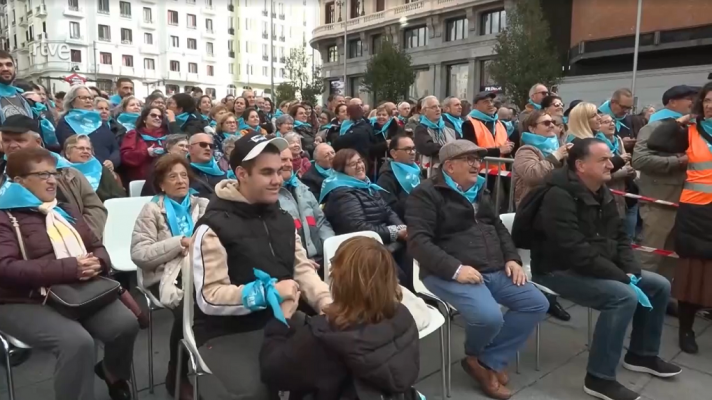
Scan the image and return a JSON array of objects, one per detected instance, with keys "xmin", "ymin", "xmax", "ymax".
[
  {"xmin": 484, "ymin": 170, "xmax": 512, "ymax": 178},
  {"xmin": 631, "ymin": 244, "xmax": 679, "ymax": 258},
  {"xmin": 609, "ymin": 190, "xmax": 679, "ymax": 207}
]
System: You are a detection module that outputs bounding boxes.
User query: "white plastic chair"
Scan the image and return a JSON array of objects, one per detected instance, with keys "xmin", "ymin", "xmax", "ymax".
[
  {"xmin": 103, "ymin": 197, "xmax": 153, "ymax": 272},
  {"xmin": 129, "ymin": 180, "xmax": 146, "ymax": 197},
  {"xmin": 322, "ymin": 230, "xmax": 382, "ymax": 285},
  {"xmin": 136, "ymin": 270, "xmax": 165, "ymax": 394}
]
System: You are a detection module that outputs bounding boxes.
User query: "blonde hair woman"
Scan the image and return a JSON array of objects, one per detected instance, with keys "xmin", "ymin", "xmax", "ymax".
[{"xmin": 565, "ymin": 102, "xmax": 601, "ymax": 142}]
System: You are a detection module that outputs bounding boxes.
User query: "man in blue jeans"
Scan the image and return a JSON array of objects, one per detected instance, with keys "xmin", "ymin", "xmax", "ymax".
[
  {"xmin": 406, "ymin": 140, "xmax": 548, "ymax": 400},
  {"xmin": 524, "ymin": 138, "xmax": 681, "ymax": 400}
]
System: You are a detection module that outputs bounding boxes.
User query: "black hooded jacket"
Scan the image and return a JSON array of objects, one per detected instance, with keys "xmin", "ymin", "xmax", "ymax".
[
  {"xmin": 260, "ymin": 304, "xmax": 420, "ymax": 400},
  {"xmin": 376, "ymin": 160, "xmax": 410, "ymax": 220}
]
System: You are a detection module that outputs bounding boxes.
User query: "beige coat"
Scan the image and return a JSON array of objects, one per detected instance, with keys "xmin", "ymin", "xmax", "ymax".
[
  {"xmin": 131, "ymin": 195, "xmax": 209, "ymax": 308},
  {"xmin": 632, "ymin": 120, "xmax": 687, "ymax": 203},
  {"xmin": 512, "ymin": 145, "xmax": 563, "ymax": 208},
  {"xmin": 57, "ymin": 167, "xmax": 107, "ymax": 240}
]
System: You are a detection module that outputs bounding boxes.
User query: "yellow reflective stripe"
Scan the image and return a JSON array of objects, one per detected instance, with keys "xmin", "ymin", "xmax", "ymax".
[{"xmin": 683, "ymin": 181, "xmax": 712, "ymax": 193}]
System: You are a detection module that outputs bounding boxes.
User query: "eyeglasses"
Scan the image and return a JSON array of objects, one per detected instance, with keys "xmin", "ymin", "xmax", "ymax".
[
  {"xmin": 535, "ymin": 91, "xmax": 550, "ymax": 96},
  {"xmin": 23, "ymin": 171, "xmax": 59, "ymax": 180},
  {"xmin": 194, "ymin": 142, "xmax": 216, "ymax": 149},
  {"xmin": 601, "ymin": 119, "xmax": 615, "ymax": 125},
  {"xmin": 397, "ymin": 146, "xmax": 416, "ymax": 153},
  {"xmin": 452, "ymin": 155, "xmax": 481, "ymax": 166},
  {"xmin": 613, "ymin": 101, "xmax": 633, "ymax": 112},
  {"xmin": 73, "ymin": 146, "xmax": 92, "ymax": 152},
  {"xmin": 224, "ymin": 120, "xmax": 238, "ymax": 125},
  {"xmin": 552, "ymin": 102, "xmax": 564, "ymax": 108},
  {"xmin": 77, "ymin": 95, "xmax": 92, "ymax": 101},
  {"xmin": 346, "ymin": 159, "xmax": 365, "ymax": 169},
  {"xmin": 149, "ymin": 113, "xmax": 162, "ymax": 119},
  {"xmin": 537, "ymin": 120, "xmax": 554, "ymax": 127}
]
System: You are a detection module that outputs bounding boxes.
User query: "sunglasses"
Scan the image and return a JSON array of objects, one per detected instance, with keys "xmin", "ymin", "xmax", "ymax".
[
  {"xmin": 149, "ymin": 113, "xmax": 162, "ymax": 119},
  {"xmin": 537, "ymin": 120, "xmax": 554, "ymax": 127},
  {"xmin": 194, "ymin": 142, "xmax": 216, "ymax": 149}
]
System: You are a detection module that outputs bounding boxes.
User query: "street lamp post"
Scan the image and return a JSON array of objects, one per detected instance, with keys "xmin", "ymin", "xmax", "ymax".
[
  {"xmin": 336, "ymin": 0, "xmax": 348, "ymax": 93},
  {"xmin": 270, "ymin": 1, "xmax": 275, "ymax": 100},
  {"xmin": 631, "ymin": 0, "xmax": 643, "ymax": 105}
]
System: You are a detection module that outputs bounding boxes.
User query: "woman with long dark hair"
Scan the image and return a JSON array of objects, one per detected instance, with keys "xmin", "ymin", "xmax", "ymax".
[{"xmin": 120, "ymin": 106, "xmax": 169, "ymax": 182}]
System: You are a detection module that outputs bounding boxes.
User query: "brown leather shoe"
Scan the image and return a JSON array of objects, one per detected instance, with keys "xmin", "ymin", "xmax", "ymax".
[
  {"xmin": 494, "ymin": 369, "xmax": 509, "ymax": 386},
  {"xmin": 461, "ymin": 357, "xmax": 512, "ymax": 400}
]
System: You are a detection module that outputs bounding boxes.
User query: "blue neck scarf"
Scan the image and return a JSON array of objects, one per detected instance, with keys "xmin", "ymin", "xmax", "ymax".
[
  {"xmin": 370, "ymin": 117, "xmax": 394, "ymax": 138},
  {"xmin": 237, "ymin": 117, "xmax": 250, "ymax": 132},
  {"xmin": 175, "ymin": 112, "xmax": 191, "ymax": 128},
  {"xmin": 700, "ymin": 118, "xmax": 712, "ymax": 136},
  {"xmin": 274, "ymin": 109, "xmax": 284, "ymax": 119},
  {"xmin": 319, "ymin": 172, "xmax": 386, "ymax": 203},
  {"xmin": 442, "ymin": 171, "xmax": 485, "ymax": 204},
  {"xmin": 68, "ymin": 157, "xmax": 103, "ymax": 191},
  {"xmin": 595, "ymin": 132, "xmax": 621, "ymax": 155},
  {"xmin": 419, "ymin": 115, "xmax": 445, "ymax": 132},
  {"xmin": 227, "ymin": 169, "xmax": 236, "ymax": 179},
  {"xmin": 64, "ymin": 109, "xmax": 103, "ymax": 134},
  {"xmin": 222, "ymin": 131, "xmax": 239, "ymax": 140},
  {"xmin": 339, "ymin": 119, "xmax": 354, "ymax": 136},
  {"xmin": 109, "ymin": 94, "xmax": 122, "ymax": 107},
  {"xmin": 397, "ymin": 115, "xmax": 407, "ymax": 123},
  {"xmin": 528, "ymin": 99, "xmax": 542, "ymax": 110},
  {"xmin": 160, "ymin": 194, "xmax": 195, "ymax": 237},
  {"xmin": 390, "ymin": 161, "xmax": 421, "ymax": 194},
  {"xmin": 0, "ymin": 175, "xmax": 11, "ymax": 197},
  {"xmin": 648, "ymin": 108, "xmax": 684, "ymax": 123},
  {"xmin": 50, "ymin": 151, "xmax": 72, "ymax": 169},
  {"xmin": 140, "ymin": 131, "xmax": 167, "ymax": 155},
  {"xmin": 0, "ymin": 83, "xmax": 22, "ymax": 97},
  {"xmin": 566, "ymin": 133, "xmax": 577, "ymax": 144},
  {"xmin": 190, "ymin": 158, "xmax": 226, "ymax": 177},
  {"xmin": 282, "ymin": 172, "xmax": 299, "ymax": 188},
  {"xmin": 562, "ymin": 116, "xmax": 569, "ymax": 125},
  {"xmin": 294, "ymin": 120, "xmax": 312, "ymax": 130},
  {"xmin": 598, "ymin": 101, "xmax": 629, "ymax": 133},
  {"xmin": 442, "ymin": 113, "xmax": 463, "ymax": 138},
  {"xmin": 314, "ymin": 163, "xmax": 334, "ymax": 178},
  {"xmin": 0, "ymin": 183, "xmax": 74, "ymax": 222},
  {"xmin": 31, "ymin": 102, "xmax": 58, "ymax": 147},
  {"xmin": 502, "ymin": 120, "xmax": 515, "ymax": 137},
  {"xmin": 521, "ymin": 132, "xmax": 560, "ymax": 157},
  {"xmin": 629, "ymin": 275, "xmax": 652, "ymax": 309},
  {"xmin": 241, "ymin": 268, "xmax": 287, "ymax": 325},
  {"xmin": 469, "ymin": 110, "xmax": 499, "ymax": 123},
  {"xmin": 117, "ymin": 112, "xmax": 140, "ymax": 131}
]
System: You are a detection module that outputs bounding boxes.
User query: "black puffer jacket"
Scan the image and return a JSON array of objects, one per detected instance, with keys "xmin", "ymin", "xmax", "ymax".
[
  {"xmin": 168, "ymin": 113, "xmax": 208, "ymax": 136},
  {"xmin": 260, "ymin": 304, "xmax": 420, "ymax": 400},
  {"xmin": 530, "ymin": 168, "xmax": 640, "ymax": 283},
  {"xmin": 189, "ymin": 167, "xmax": 226, "ymax": 199},
  {"xmin": 405, "ymin": 173, "xmax": 520, "ymax": 280},
  {"xmin": 295, "ymin": 124, "xmax": 317, "ymax": 158},
  {"xmin": 301, "ymin": 164, "xmax": 327, "ymax": 200},
  {"xmin": 333, "ymin": 118, "xmax": 375, "ymax": 161},
  {"xmin": 323, "ymin": 186, "xmax": 403, "ymax": 244},
  {"xmin": 376, "ymin": 161, "xmax": 409, "ymax": 220}
]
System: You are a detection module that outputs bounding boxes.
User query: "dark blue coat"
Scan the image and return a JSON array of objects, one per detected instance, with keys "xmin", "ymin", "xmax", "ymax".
[{"xmin": 56, "ymin": 117, "xmax": 121, "ymax": 167}]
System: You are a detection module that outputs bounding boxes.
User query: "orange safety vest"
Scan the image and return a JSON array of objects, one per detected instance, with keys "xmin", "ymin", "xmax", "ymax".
[
  {"xmin": 466, "ymin": 116, "xmax": 509, "ymax": 173},
  {"xmin": 680, "ymin": 124, "xmax": 712, "ymax": 205}
]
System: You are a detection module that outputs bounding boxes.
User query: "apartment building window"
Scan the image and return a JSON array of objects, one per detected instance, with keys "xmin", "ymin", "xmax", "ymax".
[
  {"xmin": 188, "ymin": 63, "xmax": 198, "ymax": 73},
  {"xmin": 98, "ymin": 25, "xmax": 111, "ymax": 41},
  {"xmin": 376, "ymin": 0, "xmax": 385, "ymax": 12},
  {"xmin": 187, "ymin": 38, "xmax": 197, "ymax": 49},
  {"xmin": 143, "ymin": 7, "xmax": 152, "ymax": 23},
  {"xmin": 144, "ymin": 58, "xmax": 155, "ymax": 70},
  {"xmin": 481, "ymin": 9, "xmax": 506, "ymax": 35},
  {"xmin": 262, "ymin": 66, "xmax": 268, "ymax": 77},
  {"xmin": 171, "ymin": 36, "xmax": 179, "ymax": 47},
  {"xmin": 68, "ymin": 0, "xmax": 79, "ymax": 11},
  {"xmin": 327, "ymin": 45, "xmax": 338, "ymax": 63},
  {"xmin": 480, "ymin": 60, "xmax": 497, "ymax": 90},
  {"xmin": 71, "ymin": 49, "xmax": 82, "ymax": 62},
  {"xmin": 228, "ymin": 63, "xmax": 234, "ymax": 75},
  {"xmin": 446, "ymin": 17, "xmax": 467, "ymax": 42},
  {"xmin": 122, "ymin": 55, "xmax": 133, "ymax": 67},
  {"xmin": 168, "ymin": 10, "xmax": 178, "ymax": 25},
  {"xmin": 69, "ymin": 22, "xmax": 80, "ymax": 39},
  {"xmin": 144, "ymin": 33, "xmax": 153, "ymax": 44},
  {"xmin": 262, "ymin": 44, "xmax": 268, "ymax": 58},
  {"xmin": 205, "ymin": 19, "xmax": 214, "ymax": 34},
  {"xmin": 170, "ymin": 60, "xmax": 180, "ymax": 71},
  {"xmin": 187, "ymin": 14, "xmax": 196, "ymax": 29},
  {"xmin": 325, "ymin": 1, "xmax": 334, "ymax": 24},
  {"xmin": 207, "ymin": 65, "xmax": 214, "ymax": 76},
  {"xmin": 206, "ymin": 42, "xmax": 214, "ymax": 55},
  {"xmin": 350, "ymin": 0, "xmax": 362, "ymax": 19},
  {"xmin": 348, "ymin": 39, "xmax": 362, "ymax": 58},
  {"xmin": 228, "ymin": 39, "xmax": 234, "ymax": 51},
  {"xmin": 404, "ymin": 26, "xmax": 428, "ymax": 49},
  {"xmin": 121, "ymin": 28, "xmax": 132, "ymax": 44},
  {"xmin": 228, "ymin": 17, "xmax": 234, "ymax": 29},
  {"xmin": 206, "ymin": 0, "xmax": 213, "ymax": 7},
  {"xmin": 371, "ymin": 34, "xmax": 383, "ymax": 54},
  {"xmin": 446, "ymin": 63, "xmax": 469, "ymax": 99},
  {"xmin": 98, "ymin": 0, "xmax": 110, "ymax": 14},
  {"xmin": 119, "ymin": 1, "xmax": 131, "ymax": 18},
  {"xmin": 100, "ymin": 52, "xmax": 112, "ymax": 64}
]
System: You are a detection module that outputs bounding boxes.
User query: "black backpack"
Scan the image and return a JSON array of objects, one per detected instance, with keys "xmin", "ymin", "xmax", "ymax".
[{"xmin": 511, "ymin": 184, "xmax": 551, "ymax": 249}]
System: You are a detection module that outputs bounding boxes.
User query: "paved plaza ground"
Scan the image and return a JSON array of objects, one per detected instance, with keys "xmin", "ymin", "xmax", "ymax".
[{"xmin": 2, "ymin": 297, "xmax": 711, "ymax": 400}]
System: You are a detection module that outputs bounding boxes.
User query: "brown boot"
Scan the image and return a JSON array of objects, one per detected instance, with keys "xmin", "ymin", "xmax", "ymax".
[
  {"xmin": 461, "ymin": 357, "xmax": 512, "ymax": 400},
  {"xmin": 165, "ymin": 363, "xmax": 196, "ymax": 400},
  {"xmin": 494, "ymin": 369, "xmax": 509, "ymax": 386}
]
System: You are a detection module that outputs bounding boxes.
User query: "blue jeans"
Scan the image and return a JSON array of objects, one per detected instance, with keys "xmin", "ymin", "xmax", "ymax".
[
  {"xmin": 625, "ymin": 203, "xmax": 640, "ymax": 240},
  {"xmin": 535, "ymin": 270, "xmax": 670, "ymax": 380},
  {"xmin": 424, "ymin": 270, "xmax": 548, "ymax": 371}
]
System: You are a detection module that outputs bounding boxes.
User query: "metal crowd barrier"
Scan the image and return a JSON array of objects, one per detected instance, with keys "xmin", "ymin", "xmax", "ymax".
[{"xmin": 481, "ymin": 157, "xmax": 515, "ymax": 215}]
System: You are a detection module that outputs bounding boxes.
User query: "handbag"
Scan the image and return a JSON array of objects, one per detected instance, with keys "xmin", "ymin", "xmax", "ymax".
[{"xmin": 6, "ymin": 211, "xmax": 121, "ymax": 319}]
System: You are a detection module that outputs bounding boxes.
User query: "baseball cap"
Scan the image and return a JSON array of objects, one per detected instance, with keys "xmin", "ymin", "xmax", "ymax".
[
  {"xmin": 230, "ymin": 132, "xmax": 289, "ymax": 169},
  {"xmin": 473, "ymin": 91, "xmax": 496, "ymax": 103},
  {"xmin": 662, "ymin": 85, "xmax": 699, "ymax": 105},
  {"xmin": 0, "ymin": 115, "xmax": 40, "ymax": 134},
  {"xmin": 439, "ymin": 139, "xmax": 487, "ymax": 163}
]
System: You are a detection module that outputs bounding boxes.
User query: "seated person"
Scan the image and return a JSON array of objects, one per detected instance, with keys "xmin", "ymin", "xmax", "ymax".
[
  {"xmin": 120, "ymin": 107, "xmax": 170, "ymax": 184},
  {"xmin": 131, "ymin": 154, "xmax": 209, "ymax": 400},
  {"xmin": 406, "ymin": 140, "xmax": 548, "ymax": 400},
  {"xmin": 301, "ymin": 142, "xmax": 335, "ymax": 200},
  {"xmin": 166, "ymin": 93, "xmax": 209, "ymax": 136},
  {"xmin": 279, "ymin": 147, "xmax": 334, "ymax": 277},
  {"xmin": 63, "ymin": 134, "xmax": 126, "ymax": 202},
  {"xmin": 186, "ymin": 133, "xmax": 226, "ymax": 198},
  {"xmin": 0, "ymin": 148, "xmax": 139, "ymax": 400},
  {"xmin": 0, "ymin": 115, "xmax": 107, "ymax": 239},
  {"xmin": 377, "ymin": 134, "xmax": 421, "ymax": 220},
  {"xmin": 140, "ymin": 134, "xmax": 189, "ymax": 196},
  {"xmin": 190, "ymin": 132, "xmax": 332, "ymax": 398},
  {"xmin": 260, "ymin": 236, "xmax": 420, "ymax": 400},
  {"xmin": 527, "ymin": 138, "xmax": 681, "ymax": 400}
]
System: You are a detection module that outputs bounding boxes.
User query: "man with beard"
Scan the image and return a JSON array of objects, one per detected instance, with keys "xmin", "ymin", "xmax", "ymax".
[{"xmin": 0, "ymin": 51, "xmax": 33, "ymax": 123}]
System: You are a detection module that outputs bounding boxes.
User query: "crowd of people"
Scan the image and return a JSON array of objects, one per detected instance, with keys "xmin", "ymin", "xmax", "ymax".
[{"xmin": 0, "ymin": 45, "xmax": 711, "ymax": 400}]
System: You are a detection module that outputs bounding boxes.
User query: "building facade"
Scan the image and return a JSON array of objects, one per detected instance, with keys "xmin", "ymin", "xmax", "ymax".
[
  {"xmin": 230, "ymin": 0, "xmax": 319, "ymax": 99},
  {"xmin": 0, "ymin": 0, "xmax": 235, "ymax": 99},
  {"xmin": 311, "ymin": 0, "xmax": 507, "ymax": 104}
]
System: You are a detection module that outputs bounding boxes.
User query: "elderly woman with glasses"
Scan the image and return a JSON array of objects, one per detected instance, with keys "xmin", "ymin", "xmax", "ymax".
[
  {"xmin": 0, "ymin": 147, "xmax": 139, "ymax": 400},
  {"xmin": 63, "ymin": 134, "xmax": 126, "ymax": 202},
  {"xmin": 284, "ymin": 132, "xmax": 312, "ymax": 177},
  {"xmin": 55, "ymin": 85, "xmax": 120, "ymax": 171},
  {"xmin": 120, "ymin": 106, "xmax": 169, "ymax": 183},
  {"xmin": 274, "ymin": 114, "xmax": 294, "ymax": 138},
  {"xmin": 140, "ymin": 134, "xmax": 190, "ymax": 197}
]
